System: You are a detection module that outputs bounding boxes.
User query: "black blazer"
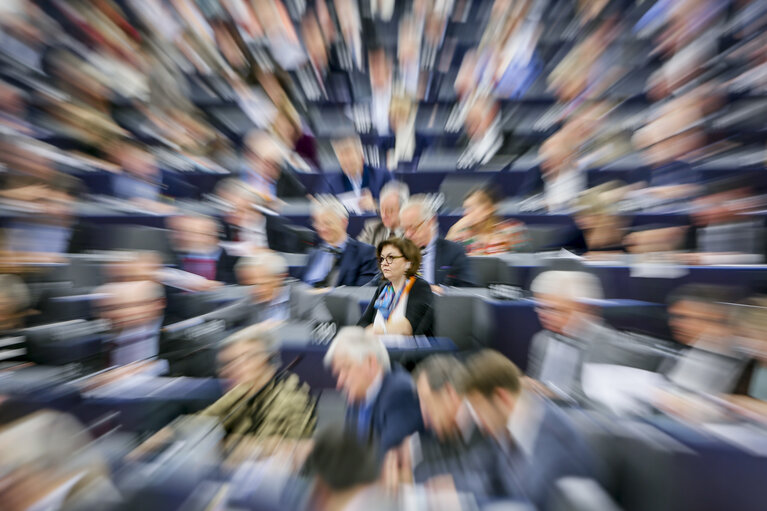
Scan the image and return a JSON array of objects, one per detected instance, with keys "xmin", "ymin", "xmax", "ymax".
[
  {"xmin": 275, "ymin": 167, "xmax": 307, "ymax": 198},
  {"xmin": 434, "ymin": 238, "xmax": 476, "ymax": 287},
  {"xmin": 300, "ymin": 237, "xmax": 378, "ymax": 286},
  {"xmin": 358, "ymin": 276, "xmax": 435, "ymax": 336}
]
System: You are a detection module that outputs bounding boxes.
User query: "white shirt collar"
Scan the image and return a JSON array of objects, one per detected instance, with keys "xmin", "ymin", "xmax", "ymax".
[
  {"xmin": 505, "ymin": 391, "xmax": 545, "ymax": 459},
  {"xmin": 455, "ymin": 400, "xmax": 476, "ymax": 443},
  {"xmin": 364, "ymin": 371, "xmax": 384, "ymax": 407}
]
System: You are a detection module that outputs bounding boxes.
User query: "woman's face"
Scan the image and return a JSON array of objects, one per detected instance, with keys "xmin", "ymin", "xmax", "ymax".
[
  {"xmin": 463, "ymin": 193, "xmax": 494, "ymax": 227},
  {"xmin": 379, "ymin": 245, "xmax": 409, "ymax": 282}
]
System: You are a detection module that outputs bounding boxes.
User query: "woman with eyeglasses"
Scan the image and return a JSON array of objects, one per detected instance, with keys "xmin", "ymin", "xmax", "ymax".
[{"xmin": 358, "ymin": 237, "xmax": 434, "ymax": 336}]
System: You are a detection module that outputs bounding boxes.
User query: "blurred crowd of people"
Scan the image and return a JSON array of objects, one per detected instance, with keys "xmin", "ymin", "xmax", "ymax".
[{"xmin": 0, "ymin": 0, "xmax": 767, "ymax": 509}]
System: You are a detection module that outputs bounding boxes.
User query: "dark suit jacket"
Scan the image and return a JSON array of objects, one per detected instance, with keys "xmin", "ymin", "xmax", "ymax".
[
  {"xmin": 489, "ymin": 397, "xmax": 596, "ymax": 510},
  {"xmin": 275, "ymin": 166, "xmax": 307, "ymax": 198},
  {"xmin": 434, "ymin": 238, "xmax": 476, "ymax": 287},
  {"xmin": 346, "ymin": 364, "xmax": 424, "ymax": 454},
  {"xmin": 322, "ymin": 165, "xmax": 392, "ymax": 198},
  {"xmin": 300, "ymin": 237, "xmax": 377, "ymax": 286},
  {"xmin": 357, "ymin": 277, "xmax": 435, "ymax": 336}
]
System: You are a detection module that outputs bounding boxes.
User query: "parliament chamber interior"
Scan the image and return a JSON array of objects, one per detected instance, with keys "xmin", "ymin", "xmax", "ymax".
[{"xmin": 1, "ymin": 0, "xmax": 767, "ymax": 509}]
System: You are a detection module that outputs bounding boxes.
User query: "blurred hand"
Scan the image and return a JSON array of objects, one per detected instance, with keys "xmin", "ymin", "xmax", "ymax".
[
  {"xmin": 431, "ymin": 285, "xmax": 444, "ymax": 295},
  {"xmin": 358, "ymin": 189, "xmax": 377, "ymax": 212}
]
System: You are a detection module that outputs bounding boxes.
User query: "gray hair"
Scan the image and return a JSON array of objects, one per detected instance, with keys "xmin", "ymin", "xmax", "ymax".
[
  {"xmin": 312, "ymin": 194, "xmax": 350, "ymax": 220},
  {"xmin": 380, "ymin": 181, "xmax": 409, "ymax": 205},
  {"xmin": 222, "ymin": 322, "xmax": 279, "ymax": 353},
  {"xmin": 235, "ymin": 251, "xmax": 288, "ymax": 278},
  {"xmin": 401, "ymin": 194, "xmax": 438, "ymax": 222},
  {"xmin": 530, "ymin": 270, "xmax": 603, "ymax": 300},
  {"xmin": 323, "ymin": 326, "xmax": 390, "ymax": 371},
  {"xmin": 0, "ymin": 274, "xmax": 30, "ymax": 312},
  {"xmin": 413, "ymin": 355, "xmax": 468, "ymax": 392}
]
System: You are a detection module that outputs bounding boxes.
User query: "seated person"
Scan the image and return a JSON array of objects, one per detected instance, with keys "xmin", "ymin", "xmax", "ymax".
[
  {"xmin": 570, "ymin": 182, "xmax": 629, "ymax": 256},
  {"xmin": 446, "ymin": 184, "xmax": 528, "ymax": 255},
  {"xmin": 200, "ymin": 324, "xmax": 316, "ymax": 452},
  {"xmin": 108, "ymin": 138, "xmax": 163, "ymax": 203},
  {"xmin": 528, "ymin": 270, "xmax": 668, "ymax": 400},
  {"xmin": 324, "ymin": 135, "xmax": 392, "ymax": 212},
  {"xmin": 357, "ymin": 181, "xmax": 409, "ymax": 248},
  {"xmin": 683, "ymin": 176, "xmax": 766, "ymax": 265},
  {"xmin": 242, "ymin": 130, "xmax": 306, "ymax": 201},
  {"xmin": 358, "ymin": 237, "xmax": 434, "ymax": 336},
  {"xmin": 0, "ymin": 274, "xmax": 30, "ymax": 335},
  {"xmin": 728, "ymin": 296, "xmax": 767, "ymax": 413},
  {"xmin": 324, "ymin": 327, "xmax": 423, "ymax": 454},
  {"xmin": 519, "ymin": 131, "xmax": 586, "ymax": 212},
  {"xmin": 95, "ymin": 281, "xmax": 165, "ymax": 366},
  {"xmin": 460, "ymin": 350, "xmax": 597, "ymax": 509},
  {"xmin": 301, "ymin": 196, "xmax": 377, "ymax": 288},
  {"xmin": 660, "ymin": 285, "xmax": 748, "ymax": 396},
  {"xmin": 0, "ymin": 408, "xmax": 122, "ymax": 511},
  {"xmin": 385, "ymin": 355, "xmax": 494, "ymax": 492},
  {"xmin": 399, "ymin": 194, "xmax": 476, "ymax": 289},
  {"xmin": 235, "ymin": 252, "xmax": 333, "ymax": 326},
  {"xmin": 104, "ymin": 250, "xmax": 162, "ymax": 284},
  {"xmin": 214, "ymin": 178, "xmax": 308, "ymax": 253},
  {"xmin": 167, "ymin": 213, "xmax": 239, "ymax": 288}
]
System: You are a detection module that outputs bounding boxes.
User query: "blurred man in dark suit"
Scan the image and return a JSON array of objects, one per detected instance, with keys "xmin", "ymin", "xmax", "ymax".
[
  {"xmin": 384, "ymin": 355, "xmax": 494, "ymax": 493},
  {"xmin": 301, "ymin": 196, "xmax": 377, "ymax": 288},
  {"xmin": 399, "ymin": 194, "xmax": 476, "ymax": 290},
  {"xmin": 243, "ymin": 130, "xmax": 306, "ymax": 200},
  {"xmin": 235, "ymin": 251, "xmax": 333, "ymax": 326},
  {"xmin": 357, "ymin": 181, "xmax": 409, "ymax": 248},
  {"xmin": 95, "ymin": 281, "xmax": 165, "ymax": 366},
  {"xmin": 324, "ymin": 135, "xmax": 392, "ymax": 212},
  {"xmin": 461, "ymin": 350, "xmax": 597, "ymax": 510},
  {"xmin": 215, "ymin": 178, "xmax": 310, "ymax": 254},
  {"xmin": 167, "ymin": 213, "xmax": 238, "ymax": 288},
  {"xmin": 324, "ymin": 327, "xmax": 423, "ymax": 454}
]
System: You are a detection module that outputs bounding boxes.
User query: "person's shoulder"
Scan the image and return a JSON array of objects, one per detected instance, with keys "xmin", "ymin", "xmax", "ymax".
[
  {"xmin": 437, "ymin": 237, "xmax": 467, "ymax": 255},
  {"xmin": 350, "ymin": 237, "xmax": 376, "ymax": 253},
  {"xmin": 411, "ymin": 276, "xmax": 433, "ymax": 293},
  {"xmin": 383, "ymin": 365, "xmax": 417, "ymax": 394}
]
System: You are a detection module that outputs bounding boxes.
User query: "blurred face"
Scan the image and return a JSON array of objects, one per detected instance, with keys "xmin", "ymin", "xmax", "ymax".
[
  {"xmin": 332, "ymin": 354, "xmax": 378, "ymax": 403},
  {"xmin": 247, "ymin": 139, "xmax": 283, "ymax": 181},
  {"xmin": 462, "ymin": 192, "xmax": 495, "ymax": 228},
  {"xmin": 218, "ymin": 340, "xmax": 271, "ymax": 389},
  {"xmin": 172, "ymin": 217, "xmax": 219, "ymax": 253},
  {"xmin": 379, "ymin": 193, "xmax": 400, "ymax": 230},
  {"xmin": 332, "ymin": 139, "xmax": 364, "ymax": 178},
  {"xmin": 116, "ymin": 144, "xmax": 158, "ymax": 180},
  {"xmin": 535, "ymin": 293, "xmax": 581, "ymax": 335},
  {"xmin": 416, "ymin": 375, "xmax": 460, "ymax": 439},
  {"xmin": 238, "ymin": 265, "xmax": 284, "ymax": 304},
  {"xmin": 379, "ymin": 244, "xmax": 409, "ymax": 282},
  {"xmin": 400, "ymin": 207, "xmax": 434, "ymax": 248},
  {"xmin": 99, "ymin": 289, "xmax": 163, "ymax": 331},
  {"xmin": 313, "ymin": 211, "xmax": 348, "ymax": 246},
  {"xmin": 669, "ymin": 300, "xmax": 726, "ymax": 346},
  {"xmin": 466, "ymin": 391, "xmax": 510, "ymax": 436}
]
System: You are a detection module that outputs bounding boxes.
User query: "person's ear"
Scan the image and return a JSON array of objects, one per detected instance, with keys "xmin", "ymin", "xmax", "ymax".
[{"xmin": 495, "ymin": 388, "xmax": 517, "ymax": 411}]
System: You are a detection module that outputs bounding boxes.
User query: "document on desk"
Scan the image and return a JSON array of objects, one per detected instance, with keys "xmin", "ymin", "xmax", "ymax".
[
  {"xmin": 582, "ymin": 364, "xmax": 664, "ymax": 416},
  {"xmin": 159, "ymin": 267, "xmax": 213, "ymax": 291}
]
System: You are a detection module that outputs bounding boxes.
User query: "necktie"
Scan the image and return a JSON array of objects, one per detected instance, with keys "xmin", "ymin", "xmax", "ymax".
[{"xmin": 315, "ymin": 246, "xmax": 342, "ymax": 288}]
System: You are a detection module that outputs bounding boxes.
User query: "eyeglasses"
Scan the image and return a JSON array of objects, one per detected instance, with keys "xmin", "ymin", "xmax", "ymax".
[
  {"xmin": 403, "ymin": 219, "xmax": 428, "ymax": 234},
  {"xmin": 378, "ymin": 255, "xmax": 404, "ymax": 265}
]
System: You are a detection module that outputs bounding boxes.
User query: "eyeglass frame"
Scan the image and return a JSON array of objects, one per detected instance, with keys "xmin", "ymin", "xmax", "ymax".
[{"xmin": 378, "ymin": 255, "xmax": 405, "ymax": 266}]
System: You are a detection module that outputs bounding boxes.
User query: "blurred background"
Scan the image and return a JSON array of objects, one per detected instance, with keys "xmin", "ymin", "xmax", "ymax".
[{"xmin": 1, "ymin": 0, "xmax": 767, "ymax": 509}]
